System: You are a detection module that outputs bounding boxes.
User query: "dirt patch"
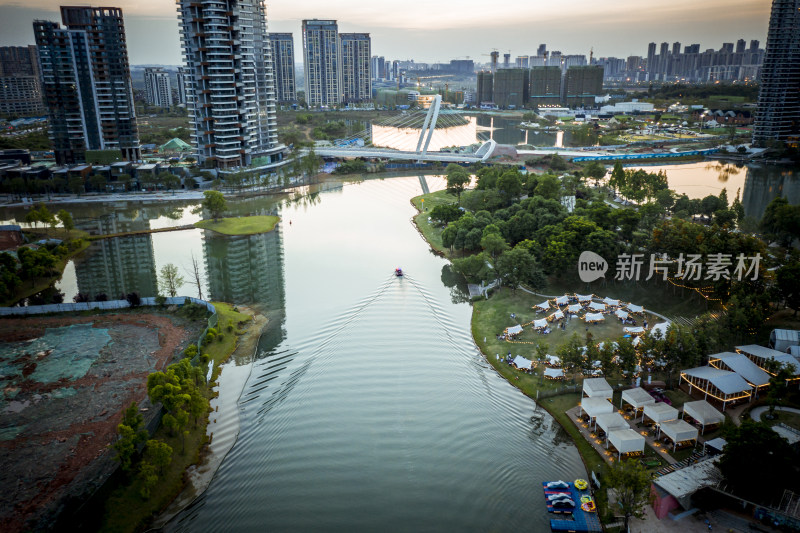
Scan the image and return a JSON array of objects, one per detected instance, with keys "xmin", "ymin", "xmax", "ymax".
[{"xmin": 0, "ymin": 311, "xmax": 206, "ymax": 533}]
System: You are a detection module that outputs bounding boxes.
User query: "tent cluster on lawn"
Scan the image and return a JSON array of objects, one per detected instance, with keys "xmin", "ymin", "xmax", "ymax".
[{"xmin": 584, "ymin": 313, "xmax": 605, "ymax": 323}]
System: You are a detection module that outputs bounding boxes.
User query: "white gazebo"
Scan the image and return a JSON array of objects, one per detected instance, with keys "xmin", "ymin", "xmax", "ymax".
[
  {"xmin": 554, "ymin": 295, "xmax": 569, "ymax": 306},
  {"xmin": 608, "ymin": 428, "xmax": 646, "ymax": 458},
  {"xmin": 624, "ymin": 326, "xmax": 645, "ymax": 335},
  {"xmin": 585, "ymin": 313, "xmax": 605, "ymax": 323},
  {"xmin": 583, "ymin": 377, "xmax": 613, "ymax": 399},
  {"xmin": 506, "ymin": 325, "xmax": 523, "ymax": 336},
  {"xmin": 579, "ymin": 396, "xmax": 613, "ymax": 419},
  {"xmin": 595, "ymin": 412, "xmax": 628, "ymax": 434},
  {"xmin": 545, "ymin": 354, "xmax": 561, "ymax": 367},
  {"xmin": 658, "ymin": 419, "xmax": 699, "ymax": 451},
  {"xmin": 621, "ymin": 387, "xmax": 655, "ymax": 414},
  {"xmin": 627, "ymin": 303, "xmax": 644, "ymax": 314},
  {"xmin": 512, "ymin": 355, "xmax": 532, "ymax": 371},
  {"xmin": 567, "ymin": 304, "xmax": 583, "ymax": 314},
  {"xmin": 615, "ymin": 309, "xmax": 629, "ymax": 321},
  {"xmin": 682, "ymin": 400, "xmax": 724, "ymax": 434},
  {"xmin": 548, "ymin": 310, "xmax": 565, "ymax": 322},
  {"xmin": 576, "ymin": 294, "xmax": 593, "ymax": 303},
  {"xmin": 533, "ymin": 319, "xmax": 548, "ymax": 330},
  {"xmin": 603, "ymin": 297, "xmax": 620, "ymax": 307},
  {"xmin": 535, "ymin": 301, "xmax": 551, "ymax": 312},
  {"xmin": 544, "ymin": 367, "xmax": 565, "ymax": 380},
  {"xmin": 588, "ymin": 302, "xmax": 606, "ymax": 312},
  {"xmin": 642, "ymin": 402, "xmax": 678, "ymax": 425}
]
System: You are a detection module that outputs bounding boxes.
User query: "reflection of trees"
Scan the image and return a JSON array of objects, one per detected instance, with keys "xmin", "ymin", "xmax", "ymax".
[
  {"xmin": 440, "ymin": 264, "xmax": 471, "ymax": 304},
  {"xmin": 705, "ymin": 162, "xmax": 742, "ymax": 183}
]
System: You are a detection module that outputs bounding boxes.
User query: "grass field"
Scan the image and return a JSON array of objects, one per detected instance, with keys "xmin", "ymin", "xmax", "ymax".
[
  {"xmin": 195, "ymin": 215, "xmax": 280, "ymax": 236},
  {"xmin": 411, "ymin": 189, "xmax": 459, "ymax": 256}
]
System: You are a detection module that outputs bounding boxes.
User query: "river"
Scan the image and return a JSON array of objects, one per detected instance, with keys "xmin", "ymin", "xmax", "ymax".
[{"xmin": 1, "ymin": 176, "xmax": 586, "ymax": 531}]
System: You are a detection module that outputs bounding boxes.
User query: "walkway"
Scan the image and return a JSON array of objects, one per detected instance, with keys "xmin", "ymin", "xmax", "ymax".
[{"xmin": 750, "ymin": 406, "xmax": 800, "ymax": 421}]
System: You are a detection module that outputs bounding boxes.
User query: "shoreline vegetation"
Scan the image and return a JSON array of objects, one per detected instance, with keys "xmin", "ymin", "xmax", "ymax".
[
  {"xmin": 99, "ymin": 302, "xmax": 255, "ymax": 533},
  {"xmin": 194, "ymin": 215, "xmax": 280, "ymax": 236}
]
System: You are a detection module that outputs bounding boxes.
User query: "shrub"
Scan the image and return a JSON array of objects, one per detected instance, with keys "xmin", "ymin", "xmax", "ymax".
[
  {"xmin": 126, "ymin": 292, "xmax": 141, "ymax": 307},
  {"xmin": 155, "ymin": 295, "xmax": 167, "ymax": 307}
]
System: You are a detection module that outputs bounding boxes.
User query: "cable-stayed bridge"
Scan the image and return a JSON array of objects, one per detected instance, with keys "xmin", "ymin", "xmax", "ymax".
[{"xmin": 303, "ymin": 95, "xmax": 497, "ymax": 163}]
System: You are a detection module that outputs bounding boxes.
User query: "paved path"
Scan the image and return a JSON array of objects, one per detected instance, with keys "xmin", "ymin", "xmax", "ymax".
[{"xmin": 750, "ymin": 405, "xmax": 800, "ymax": 421}]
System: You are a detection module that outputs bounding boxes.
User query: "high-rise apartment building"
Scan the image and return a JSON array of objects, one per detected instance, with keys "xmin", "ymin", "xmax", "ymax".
[
  {"xmin": 753, "ymin": 0, "xmax": 800, "ymax": 147},
  {"xmin": 340, "ymin": 33, "xmax": 371, "ymax": 103},
  {"xmin": 476, "ymin": 71, "xmax": 493, "ymax": 104},
  {"xmin": 268, "ymin": 33, "xmax": 297, "ymax": 103},
  {"xmin": 371, "ymin": 56, "xmax": 385, "ymax": 80},
  {"xmin": 177, "ymin": 0, "xmax": 285, "ymax": 169},
  {"xmin": 144, "ymin": 67, "xmax": 172, "ymax": 108},
  {"xmin": 176, "ymin": 67, "xmax": 187, "ymax": 104},
  {"xmin": 493, "ymin": 68, "xmax": 528, "ymax": 108},
  {"xmin": 563, "ymin": 66, "xmax": 603, "ymax": 107},
  {"xmin": 302, "ymin": 19, "xmax": 341, "ymax": 107},
  {"xmin": 0, "ymin": 46, "xmax": 45, "ymax": 116},
  {"xmin": 537, "ymin": 44, "xmax": 547, "ymax": 57},
  {"xmin": 529, "ymin": 66, "xmax": 562, "ymax": 106},
  {"xmin": 33, "ymin": 7, "xmax": 139, "ymax": 164}
]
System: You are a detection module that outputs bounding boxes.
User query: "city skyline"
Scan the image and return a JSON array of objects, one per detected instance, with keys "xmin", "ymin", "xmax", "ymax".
[{"xmin": 0, "ymin": 1, "xmax": 771, "ymax": 65}]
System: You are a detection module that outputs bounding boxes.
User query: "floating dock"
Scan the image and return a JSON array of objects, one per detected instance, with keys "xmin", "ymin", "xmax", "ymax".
[{"xmin": 542, "ymin": 481, "xmax": 603, "ymax": 533}]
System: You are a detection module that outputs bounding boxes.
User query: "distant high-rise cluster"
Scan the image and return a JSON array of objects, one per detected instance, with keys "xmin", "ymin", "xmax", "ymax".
[
  {"xmin": 33, "ymin": 6, "xmax": 140, "ymax": 164},
  {"xmin": 635, "ymin": 39, "xmax": 763, "ymax": 83},
  {"xmin": 302, "ymin": 19, "xmax": 371, "ymax": 107},
  {"xmin": 753, "ymin": 0, "xmax": 800, "ymax": 147},
  {"xmin": 177, "ymin": 0, "xmax": 285, "ymax": 170},
  {"xmin": 0, "ymin": 46, "xmax": 46, "ymax": 117},
  {"xmin": 144, "ymin": 67, "xmax": 172, "ymax": 108},
  {"xmin": 268, "ymin": 33, "xmax": 297, "ymax": 103}
]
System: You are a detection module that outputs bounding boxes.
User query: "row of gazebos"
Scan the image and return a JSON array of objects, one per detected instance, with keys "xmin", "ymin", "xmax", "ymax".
[
  {"xmin": 578, "ymin": 377, "xmax": 726, "ymax": 459},
  {"xmin": 679, "ymin": 344, "xmax": 800, "ymax": 411},
  {"xmin": 533, "ymin": 294, "xmax": 646, "ymax": 326}
]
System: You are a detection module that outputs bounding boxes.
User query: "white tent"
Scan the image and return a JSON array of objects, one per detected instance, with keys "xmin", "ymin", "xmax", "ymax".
[
  {"xmin": 621, "ymin": 387, "xmax": 655, "ymax": 411},
  {"xmin": 643, "ymin": 402, "xmax": 678, "ymax": 424},
  {"xmin": 659, "ymin": 419, "xmax": 699, "ymax": 451},
  {"xmin": 627, "ymin": 304, "xmax": 644, "ymax": 314},
  {"xmin": 583, "ymin": 377, "xmax": 613, "ymax": 399},
  {"xmin": 595, "ymin": 412, "xmax": 628, "ymax": 434},
  {"xmin": 535, "ymin": 301, "xmax": 551, "ymax": 311},
  {"xmin": 544, "ymin": 367, "xmax": 564, "ymax": 379},
  {"xmin": 580, "ymin": 397, "xmax": 613, "ymax": 418},
  {"xmin": 682, "ymin": 400, "xmax": 724, "ymax": 434},
  {"xmin": 533, "ymin": 319, "xmax": 548, "ymax": 329},
  {"xmin": 506, "ymin": 325, "xmax": 524, "ymax": 336},
  {"xmin": 603, "ymin": 297, "xmax": 620, "ymax": 307},
  {"xmin": 632, "ymin": 336, "xmax": 643, "ymax": 347},
  {"xmin": 585, "ymin": 313, "xmax": 605, "ymax": 323},
  {"xmin": 576, "ymin": 294, "xmax": 593, "ymax": 302},
  {"xmin": 608, "ymin": 428, "xmax": 645, "ymax": 457},
  {"xmin": 545, "ymin": 354, "xmax": 561, "ymax": 367},
  {"xmin": 588, "ymin": 302, "xmax": 606, "ymax": 312},
  {"xmin": 512, "ymin": 355, "xmax": 532, "ymax": 370},
  {"xmin": 554, "ymin": 295, "xmax": 569, "ymax": 306},
  {"xmin": 624, "ymin": 326, "xmax": 645, "ymax": 335},
  {"xmin": 567, "ymin": 304, "xmax": 583, "ymax": 313},
  {"xmin": 548, "ymin": 310, "xmax": 565, "ymax": 321},
  {"xmin": 615, "ymin": 309, "xmax": 629, "ymax": 320},
  {"xmin": 651, "ymin": 322, "xmax": 670, "ymax": 338}
]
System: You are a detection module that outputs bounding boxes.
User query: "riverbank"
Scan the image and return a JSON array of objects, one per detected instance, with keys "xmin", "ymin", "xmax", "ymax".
[{"xmin": 99, "ymin": 302, "xmax": 254, "ymax": 533}]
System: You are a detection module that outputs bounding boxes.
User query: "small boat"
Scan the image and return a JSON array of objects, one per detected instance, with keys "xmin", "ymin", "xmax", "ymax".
[{"xmin": 395, "ymin": 268, "xmax": 403, "ymax": 277}]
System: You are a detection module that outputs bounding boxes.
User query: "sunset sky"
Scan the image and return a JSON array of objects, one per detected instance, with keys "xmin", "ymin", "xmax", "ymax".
[{"xmin": 0, "ymin": 0, "xmax": 772, "ymax": 65}]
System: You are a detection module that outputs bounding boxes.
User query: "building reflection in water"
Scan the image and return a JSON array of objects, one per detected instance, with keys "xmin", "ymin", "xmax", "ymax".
[
  {"xmin": 74, "ymin": 213, "xmax": 158, "ymax": 298},
  {"xmin": 742, "ymin": 165, "xmax": 800, "ymax": 220}
]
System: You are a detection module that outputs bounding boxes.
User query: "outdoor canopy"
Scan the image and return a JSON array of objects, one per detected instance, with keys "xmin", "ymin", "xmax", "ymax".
[
  {"xmin": 595, "ymin": 412, "xmax": 628, "ymax": 434},
  {"xmin": 583, "ymin": 377, "xmax": 613, "ymax": 399},
  {"xmin": 545, "ymin": 354, "xmax": 561, "ymax": 366},
  {"xmin": 548, "ymin": 310, "xmax": 565, "ymax": 321},
  {"xmin": 533, "ymin": 319, "xmax": 548, "ymax": 329},
  {"xmin": 683, "ymin": 400, "xmax": 724, "ymax": 433},
  {"xmin": 579, "ymin": 397, "xmax": 613, "ymax": 418},
  {"xmin": 643, "ymin": 402, "xmax": 678, "ymax": 424},
  {"xmin": 621, "ymin": 387, "xmax": 656, "ymax": 410},
  {"xmin": 708, "ymin": 352, "xmax": 770, "ymax": 388},
  {"xmin": 603, "ymin": 297, "xmax": 620, "ymax": 307},
  {"xmin": 588, "ymin": 302, "xmax": 606, "ymax": 312},
  {"xmin": 585, "ymin": 313, "xmax": 605, "ymax": 323},
  {"xmin": 624, "ymin": 326, "xmax": 645, "ymax": 335},
  {"xmin": 626, "ymin": 304, "xmax": 644, "ymax": 314},
  {"xmin": 512, "ymin": 355, "xmax": 532, "ymax": 370},
  {"xmin": 506, "ymin": 325, "xmax": 524, "ymax": 336},
  {"xmin": 567, "ymin": 304, "xmax": 583, "ymax": 313},
  {"xmin": 554, "ymin": 296, "xmax": 569, "ymax": 306},
  {"xmin": 659, "ymin": 419, "xmax": 699, "ymax": 447},
  {"xmin": 680, "ymin": 366, "xmax": 753, "ymax": 399},
  {"xmin": 544, "ymin": 367, "xmax": 564, "ymax": 379},
  {"xmin": 576, "ymin": 294, "xmax": 593, "ymax": 302},
  {"xmin": 535, "ymin": 301, "xmax": 551, "ymax": 311},
  {"xmin": 608, "ymin": 428, "xmax": 645, "ymax": 455},
  {"xmin": 615, "ymin": 309, "xmax": 629, "ymax": 320},
  {"xmin": 736, "ymin": 344, "xmax": 800, "ymax": 375}
]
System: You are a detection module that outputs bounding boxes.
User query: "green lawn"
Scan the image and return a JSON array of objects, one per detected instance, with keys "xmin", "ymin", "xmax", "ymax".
[
  {"xmin": 411, "ymin": 189, "xmax": 459, "ymax": 256},
  {"xmin": 194, "ymin": 215, "xmax": 280, "ymax": 236},
  {"xmin": 764, "ymin": 411, "xmax": 800, "ymax": 431}
]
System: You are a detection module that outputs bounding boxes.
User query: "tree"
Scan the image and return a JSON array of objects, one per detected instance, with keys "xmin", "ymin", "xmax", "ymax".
[
  {"xmin": 765, "ymin": 361, "xmax": 795, "ymax": 416},
  {"xmin": 583, "ymin": 161, "xmax": 607, "ymax": 186},
  {"xmin": 719, "ymin": 419, "xmax": 799, "ymax": 502},
  {"xmin": 162, "ymin": 172, "xmax": 181, "ymax": 194},
  {"xmin": 117, "ymin": 173, "xmax": 133, "ymax": 192},
  {"xmin": 56, "ymin": 209, "xmax": 74, "ymax": 235},
  {"xmin": 495, "ymin": 247, "xmax": 545, "ymax": 291},
  {"xmin": 608, "ymin": 162, "xmax": 625, "ymax": 195},
  {"xmin": 138, "ymin": 460, "xmax": 159, "ymax": 499},
  {"xmin": 195, "ymin": 190, "xmax": 227, "ymax": 221},
  {"xmin": 605, "ymin": 460, "xmax": 652, "ymax": 531},
  {"xmin": 185, "ymin": 252, "xmax": 204, "ymax": 300},
  {"xmin": 497, "ymin": 171, "xmax": 523, "ymax": 204},
  {"xmin": 89, "ymin": 173, "xmax": 107, "ymax": 193},
  {"xmin": 429, "ymin": 203, "xmax": 463, "ymax": 224},
  {"xmin": 451, "ymin": 252, "xmax": 491, "ymax": 284},
  {"xmin": 480, "ymin": 232, "xmax": 508, "ymax": 259},
  {"xmin": 159, "ymin": 263, "xmax": 185, "ymax": 297},
  {"xmin": 68, "ymin": 176, "xmax": 84, "ymax": 196},
  {"xmin": 112, "ymin": 402, "xmax": 148, "ymax": 473},
  {"xmin": 534, "ymin": 174, "xmax": 560, "ymax": 200},
  {"xmin": 445, "ymin": 164, "xmax": 470, "ymax": 203},
  {"xmin": 143, "ymin": 439, "xmax": 173, "ymax": 475}
]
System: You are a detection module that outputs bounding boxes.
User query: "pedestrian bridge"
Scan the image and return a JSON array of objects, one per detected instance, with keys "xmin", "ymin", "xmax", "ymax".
[{"xmin": 303, "ymin": 95, "xmax": 497, "ymax": 163}]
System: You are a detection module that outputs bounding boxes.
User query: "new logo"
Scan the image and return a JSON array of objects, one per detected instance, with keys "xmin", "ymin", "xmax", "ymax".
[{"xmin": 578, "ymin": 251, "xmax": 608, "ymax": 283}]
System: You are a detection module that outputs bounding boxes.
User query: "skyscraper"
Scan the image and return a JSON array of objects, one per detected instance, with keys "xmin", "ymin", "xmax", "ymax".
[
  {"xmin": 371, "ymin": 56, "xmax": 385, "ymax": 80},
  {"xmin": 176, "ymin": 67, "xmax": 187, "ymax": 105},
  {"xmin": 476, "ymin": 71, "xmax": 493, "ymax": 104},
  {"xmin": 302, "ymin": 19, "xmax": 341, "ymax": 107},
  {"xmin": 178, "ymin": 0, "xmax": 285, "ymax": 169},
  {"xmin": 33, "ymin": 7, "xmax": 139, "ymax": 164},
  {"xmin": 144, "ymin": 67, "xmax": 172, "ymax": 108},
  {"xmin": 537, "ymin": 44, "xmax": 547, "ymax": 57},
  {"xmin": 340, "ymin": 33, "xmax": 371, "ymax": 104},
  {"xmin": 0, "ymin": 46, "xmax": 45, "ymax": 116},
  {"xmin": 753, "ymin": 0, "xmax": 800, "ymax": 147},
  {"xmin": 269, "ymin": 33, "xmax": 297, "ymax": 103}
]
